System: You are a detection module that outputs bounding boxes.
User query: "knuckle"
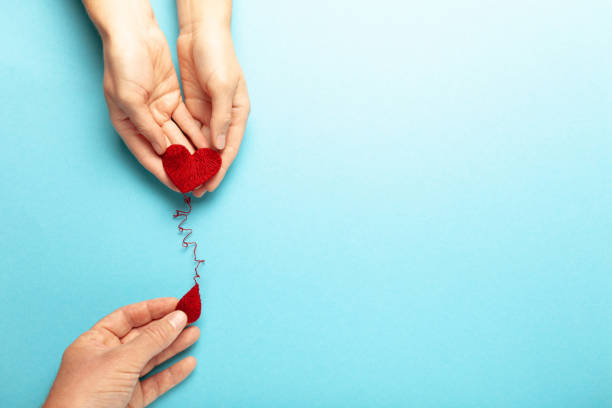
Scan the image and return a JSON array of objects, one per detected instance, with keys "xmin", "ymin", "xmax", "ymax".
[
  {"xmin": 224, "ymin": 145, "xmax": 236, "ymax": 157},
  {"xmin": 142, "ymin": 322, "xmax": 172, "ymax": 348},
  {"xmin": 102, "ymin": 73, "xmax": 113, "ymax": 95},
  {"xmin": 151, "ymin": 376, "xmax": 163, "ymax": 397},
  {"xmin": 159, "ymin": 366, "xmax": 175, "ymax": 387},
  {"xmin": 61, "ymin": 331, "xmax": 98, "ymax": 362},
  {"xmin": 61, "ymin": 345, "xmax": 76, "ymax": 362},
  {"xmin": 151, "ymin": 95, "xmax": 179, "ymax": 121},
  {"xmin": 210, "ymin": 77, "xmax": 235, "ymax": 94},
  {"xmin": 102, "ymin": 82, "xmax": 113, "ymax": 98},
  {"xmin": 155, "ymin": 110, "xmax": 171, "ymax": 123},
  {"xmin": 135, "ymin": 124, "xmax": 153, "ymax": 139},
  {"xmin": 214, "ymin": 111, "xmax": 232, "ymax": 126}
]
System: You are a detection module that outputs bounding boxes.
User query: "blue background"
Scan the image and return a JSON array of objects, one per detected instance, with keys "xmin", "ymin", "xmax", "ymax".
[{"xmin": 1, "ymin": 1, "xmax": 612, "ymax": 406}]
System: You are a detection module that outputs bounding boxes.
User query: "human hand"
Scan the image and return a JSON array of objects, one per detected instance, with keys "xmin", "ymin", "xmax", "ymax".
[
  {"xmin": 43, "ymin": 297, "xmax": 199, "ymax": 408},
  {"xmin": 177, "ymin": 0, "xmax": 251, "ymax": 196},
  {"xmin": 84, "ymin": 0, "xmax": 207, "ymax": 192}
]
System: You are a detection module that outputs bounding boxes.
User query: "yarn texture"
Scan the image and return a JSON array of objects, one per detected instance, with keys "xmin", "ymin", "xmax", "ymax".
[
  {"xmin": 162, "ymin": 145, "xmax": 222, "ymax": 193},
  {"xmin": 176, "ymin": 283, "xmax": 201, "ymax": 324},
  {"xmin": 163, "ymin": 144, "xmax": 221, "ymax": 324}
]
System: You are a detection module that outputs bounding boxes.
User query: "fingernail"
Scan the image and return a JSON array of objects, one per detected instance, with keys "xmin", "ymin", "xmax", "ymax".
[
  {"xmin": 168, "ymin": 310, "xmax": 187, "ymax": 329},
  {"xmin": 216, "ymin": 133, "xmax": 226, "ymax": 149}
]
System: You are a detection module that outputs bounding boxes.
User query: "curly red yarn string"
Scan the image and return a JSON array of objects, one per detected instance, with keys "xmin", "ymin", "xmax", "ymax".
[
  {"xmin": 173, "ymin": 194, "xmax": 204, "ymax": 324},
  {"xmin": 162, "ymin": 146, "xmax": 222, "ymax": 325},
  {"xmin": 173, "ymin": 194, "xmax": 205, "ymax": 283}
]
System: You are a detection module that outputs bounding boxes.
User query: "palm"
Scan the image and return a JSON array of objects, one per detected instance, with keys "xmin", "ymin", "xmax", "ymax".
[
  {"xmin": 177, "ymin": 33, "xmax": 216, "ymax": 130},
  {"xmin": 178, "ymin": 32, "xmax": 247, "ymax": 131},
  {"xmin": 177, "ymin": 32, "xmax": 250, "ymax": 193},
  {"xmin": 67, "ymin": 327, "xmax": 155, "ymax": 407},
  {"xmin": 104, "ymin": 29, "xmax": 182, "ymax": 139},
  {"xmin": 102, "ymin": 27, "xmax": 206, "ymax": 192}
]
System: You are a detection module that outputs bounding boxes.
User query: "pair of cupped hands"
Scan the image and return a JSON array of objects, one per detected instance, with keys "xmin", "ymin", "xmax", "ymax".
[{"xmin": 90, "ymin": 0, "xmax": 250, "ymax": 196}]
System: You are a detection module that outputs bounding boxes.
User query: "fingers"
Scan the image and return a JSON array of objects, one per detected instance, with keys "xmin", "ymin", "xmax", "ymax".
[
  {"xmin": 162, "ymin": 120, "xmax": 196, "ymax": 154},
  {"xmin": 123, "ymin": 310, "xmax": 188, "ymax": 364},
  {"xmin": 149, "ymin": 94, "xmax": 198, "ymax": 154},
  {"xmin": 183, "ymin": 97, "xmax": 212, "ymax": 130},
  {"xmin": 140, "ymin": 326, "xmax": 200, "ymax": 376},
  {"xmin": 107, "ymin": 99, "xmax": 179, "ymax": 192},
  {"xmin": 141, "ymin": 356, "xmax": 197, "ymax": 406},
  {"xmin": 204, "ymin": 78, "xmax": 250, "ymax": 192},
  {"xmin": 120, "ymin": 128, "xmax": 180, "ymax": 192},
  {"xmin": 192, "ymin": 185, "xmax": 207, "ymax": 198},
  {"xmin": 209, "ymin": 81, "xmax": 236, "ymax": 150},
  {"xmin": 173, "ymin": 103, "xmax": 210, "ymax": 149},
  {"xmin": 120, "ymin": 103, "xmax": 168, "ymax": 155},
  {"xmin": 112, "ymin": 89, "xmax": 198, "ymax": 156},
  {"xmin": 93, "ymin": 297, "xmax": 179, "ymax": 338},
  {"xmin": 108, "ymin": 75, "xmax": 248, "ymax": 195}
]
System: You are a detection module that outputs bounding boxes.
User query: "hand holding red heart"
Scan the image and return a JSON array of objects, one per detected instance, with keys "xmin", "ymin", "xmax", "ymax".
[
  {"xmin": 84, "ymin": 0, "xmax": 249, "ymax": 196},
  {"xmin": 177, "ymin": 2, "xmax": 251, "ymax": 195}
]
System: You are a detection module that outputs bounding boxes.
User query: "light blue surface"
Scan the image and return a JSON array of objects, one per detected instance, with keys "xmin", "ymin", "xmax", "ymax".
[{"xmin": 1, "ymin": 1, "xmax": 612, "ymax": 406}]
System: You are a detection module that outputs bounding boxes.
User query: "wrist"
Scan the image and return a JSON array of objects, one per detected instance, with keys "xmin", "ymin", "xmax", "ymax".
[
  {"xmin": 177, "ymin": 0, "xmax": 231, "ymax": 35},
  {"xmin": 83, "ymin": 0, "xmax": 158, "ymax": 42},
  {"xmin": 43, "ymin": 392, "xmax": 83, "ymax": 408},
  {"xmin": 179, "ymin": 21, "xmax": 231, "ymax": 41}
]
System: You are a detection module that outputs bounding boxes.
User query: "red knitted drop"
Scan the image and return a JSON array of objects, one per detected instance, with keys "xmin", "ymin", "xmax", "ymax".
[
  {"xmin": 162, "ymin": 145, "xmax": 222, "ymax": 193},
  {"xmin": 176, "ymin": 283, "xmax": 201, "ymax": 324}
]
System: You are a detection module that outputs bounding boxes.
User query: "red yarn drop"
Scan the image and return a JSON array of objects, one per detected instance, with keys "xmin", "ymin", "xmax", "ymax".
[
  {"xmin": 162, "ymin": 145, "xmax": 222, "ymax": 193},
  {"xmin": 176, "ymin": 283, "xmax": 201, "ymax": 324}
]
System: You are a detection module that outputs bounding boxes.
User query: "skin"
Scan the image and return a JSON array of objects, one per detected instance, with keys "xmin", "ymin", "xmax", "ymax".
[
  {"xmin": 48, "ymin": 1, "xmax": 248, "ymax": 403},
  {"xmin": 43, "ymin": 298, "xmax": 199, "ymax": 407},
  {"xmin": 84, "ymin": 0, "xmax": 250, "ymax": 197},
  {"xmin": 177, "ymin": 0, "xmax": 251, "ymax": 194}
]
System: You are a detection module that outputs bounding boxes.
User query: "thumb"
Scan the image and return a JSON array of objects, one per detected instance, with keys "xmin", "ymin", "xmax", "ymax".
[
  {"xmin": 123, "ymin": 310, "xmax": 187, "ymax": 365},
  {"xmin": 209, "ymin": 85, "xmax": 234, "ymax": 150}
]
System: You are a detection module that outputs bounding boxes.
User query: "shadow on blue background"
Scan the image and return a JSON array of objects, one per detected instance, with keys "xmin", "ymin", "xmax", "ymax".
[{"xmin": 1, "ymin": 1, "xmax": 612, "ymax": 406}]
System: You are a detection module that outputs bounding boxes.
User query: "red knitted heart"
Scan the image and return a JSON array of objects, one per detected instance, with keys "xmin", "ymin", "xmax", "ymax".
[
  {"xmin": 162, "ymin": 145, "xmax": 222, "ymax": 193},
  {"xmin": 176, "ymin": 283, "xmax": 201, "ymax": 324}
]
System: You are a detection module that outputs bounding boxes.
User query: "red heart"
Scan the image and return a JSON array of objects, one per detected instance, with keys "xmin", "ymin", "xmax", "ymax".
[
  {"xmin": 176, "ymin": 283, "xmax": 201, "ymax": 324},
  {"xmin": 162, "ymin": 145, "xmax": 222, "ymax": 193}
]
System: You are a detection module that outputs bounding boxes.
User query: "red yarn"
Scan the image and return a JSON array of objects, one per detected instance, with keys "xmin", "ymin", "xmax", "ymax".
[
  {"xmin": 173, "ymin": 195, "xmax": 205, "ymax": 281},
  {"xmin": 162, "ymin": 145, "xmax": 222, "ymax": 193},
  {"xmin": 176, "ymin": 283, "xmax": 201, "ymax": 324},
  {"xmin": 172, "ymin": 195, "xmax": 204, "ymax": 323},
  {"xmin": 163, "ymin": 144, "xmax": 221, "ymax": 324}
]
